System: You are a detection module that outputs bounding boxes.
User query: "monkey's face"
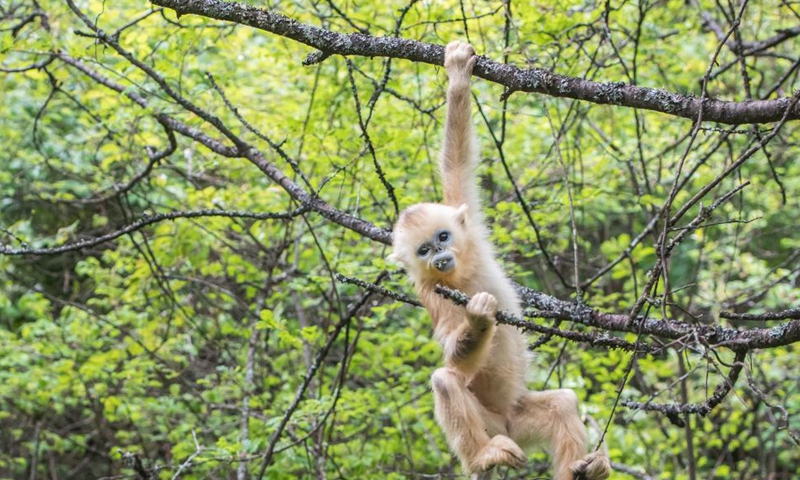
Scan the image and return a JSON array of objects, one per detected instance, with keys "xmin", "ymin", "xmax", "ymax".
[
  {"xmin": 390, "ymin": 203, "xmax": 471, "ymax": 284},
  {"xmin": 416, "ymin": 228, "xmax": 456, "ymax": 273}
]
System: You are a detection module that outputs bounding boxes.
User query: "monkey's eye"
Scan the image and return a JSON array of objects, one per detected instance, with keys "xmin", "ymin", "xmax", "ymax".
[
  {"xmin": 438, "ymin": 231, "xmax": 450, "ymax": 242},
  {"xmin": 417, "ymin": 245, "xmax": 431, "ymax": 257}
]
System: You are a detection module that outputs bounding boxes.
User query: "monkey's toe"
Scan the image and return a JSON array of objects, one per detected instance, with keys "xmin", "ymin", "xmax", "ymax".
[
  {"xmin": 471, "ymin": 434, "xmax": 526, "ymax": 472},
  {"xmin": 571, "ymin": 451, "xmax": 611, "ymax": 480}
]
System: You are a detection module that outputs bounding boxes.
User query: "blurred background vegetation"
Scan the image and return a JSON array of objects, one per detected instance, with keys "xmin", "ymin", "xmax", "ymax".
[{"xmin": 0, "ymin": 0, "xmax": 798, "ymax": 478}]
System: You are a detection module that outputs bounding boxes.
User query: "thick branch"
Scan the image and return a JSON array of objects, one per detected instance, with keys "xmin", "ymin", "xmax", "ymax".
[
  {"xmin": 152, "ymin": 0, "xmax": 800, "ymax": 125},
  {"xmin": 513, "ymin": 285, "xmax": 800, "ymax": 351},
  {"xmin": 434, "ymin": 285, "xmax": 659, "ymax": 353}
]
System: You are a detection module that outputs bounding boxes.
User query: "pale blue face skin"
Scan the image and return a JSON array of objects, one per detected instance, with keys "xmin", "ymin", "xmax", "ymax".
[{"xmin": 416, "ymin": 229, "xmax": 456, "ymax": 273}]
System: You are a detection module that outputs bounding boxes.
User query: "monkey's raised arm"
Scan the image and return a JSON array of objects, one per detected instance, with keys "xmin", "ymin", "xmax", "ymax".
[{"xmin": 440, "ymin": 42, "xmax": 481, "ymax": 217}]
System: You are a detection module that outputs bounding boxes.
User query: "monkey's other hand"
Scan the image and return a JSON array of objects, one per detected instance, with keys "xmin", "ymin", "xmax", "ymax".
[
  {"xmin": 466, "ymin": 292, "xmax": 497, "ymax": 324},
  {"xmin": 444, "ymin": 41, "xmax": 477, "ymax": 83},
  {"xmin": 571, "ymin": 451, "xmax": 611, "ymax": 480}
]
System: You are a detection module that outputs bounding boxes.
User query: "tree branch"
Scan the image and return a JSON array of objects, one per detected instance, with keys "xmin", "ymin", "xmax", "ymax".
[
  {"xmin": 0, "ymin": 208, "xmax": 308, "ymax": 256},
  {"xmin": 55, "ymin": 52, "xmax": 392, "ymax": 245},
  {"xmin": 514, "ymin": 283, "xmax": 800, "ymax": 351},
  {"xmin": 621, "ymin": 351, "xmax": 747, "ymax": 417},
  {"xmin": 432, "ymin": 286, "xmax": 661, "ymax": 354},
  {"xmin": 151, "ymin": 0, "xmax": 800, "ymax": 125}
]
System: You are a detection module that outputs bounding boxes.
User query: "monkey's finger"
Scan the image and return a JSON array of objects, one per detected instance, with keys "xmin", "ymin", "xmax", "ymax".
[
  {"xmin": 445, "ymin": 40, "xmax": 462, "ymax": 53},
  {"xmin": 478, "ymin": 292, "xmax": 497, "ymax": 310},
  {"xmin": 467, "ymin": 56, "xmax": 478, "ymax": 72}
]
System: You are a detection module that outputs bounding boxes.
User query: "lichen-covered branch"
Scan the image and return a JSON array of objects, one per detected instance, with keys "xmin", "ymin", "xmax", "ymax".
[
  {"xmin": 151, "ymin": 0, "xmax": 800, "ymax": 125},
  {"xmin": 434, "ymin": 285, "xmax": 659, "ymax": 353},
  {"xmin": 513, "ymin": 283, "xmax": 800, "ymax": 351}
]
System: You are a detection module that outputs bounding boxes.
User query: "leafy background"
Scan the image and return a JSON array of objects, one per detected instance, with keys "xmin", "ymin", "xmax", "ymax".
[{"xmin": 1, "ymin": 0, "xmax": 798, "ymax": 479}]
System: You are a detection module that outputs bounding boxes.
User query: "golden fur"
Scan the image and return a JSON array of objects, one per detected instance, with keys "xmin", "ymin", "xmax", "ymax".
[{"xmin": 391, "ymin": 42, "xmax": 611, "ymax": 480}]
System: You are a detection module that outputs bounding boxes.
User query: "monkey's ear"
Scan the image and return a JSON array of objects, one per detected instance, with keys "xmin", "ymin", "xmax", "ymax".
[{"xmin": 455, "ymin": 203, "xmax": 469, "ymax": 226}]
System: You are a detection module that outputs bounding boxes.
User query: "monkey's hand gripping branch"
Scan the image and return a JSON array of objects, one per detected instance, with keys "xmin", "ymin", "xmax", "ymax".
[
  {"xmin": 436, "ymin": 291, "xmax": 498, "ymax": 376},
  {"xmin": 433, "ymin": 285, "xmax": 660, "ymax": 354}
]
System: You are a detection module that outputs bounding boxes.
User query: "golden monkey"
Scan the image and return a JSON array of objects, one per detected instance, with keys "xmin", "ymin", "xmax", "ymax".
[{"xmin": 390, "ymin": 42, "xmax": 611, "ymax": 480}]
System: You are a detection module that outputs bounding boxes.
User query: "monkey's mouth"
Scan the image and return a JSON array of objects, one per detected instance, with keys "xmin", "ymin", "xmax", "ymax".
[{"xmin": 433, "ymin": 256, "xmax": 455, "ymax": 273}]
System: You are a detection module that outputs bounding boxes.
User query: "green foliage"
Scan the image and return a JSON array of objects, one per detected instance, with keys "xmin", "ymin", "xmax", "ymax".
[{"xmin": 1, "ymin": 0, "xmax": 799, "ymax": 479}]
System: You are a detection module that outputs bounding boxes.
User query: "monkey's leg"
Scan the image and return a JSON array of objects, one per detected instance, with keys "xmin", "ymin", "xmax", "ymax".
[
  {"xmin": 431, "ymin": 368, "xmax": 526, "ymax": 474},
  {"xmin": 508, "ymin": 389, "xmax": 610, "ymax": 480}
]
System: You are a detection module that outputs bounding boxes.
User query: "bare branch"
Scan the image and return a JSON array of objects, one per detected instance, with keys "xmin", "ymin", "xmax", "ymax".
[
  {"xmin": 622, "ymin": 351, "xmax": 747, "ymax": 417},
  {"xmin": 0, "ymin": 208, "xmax": 308, "ymax": 256}
]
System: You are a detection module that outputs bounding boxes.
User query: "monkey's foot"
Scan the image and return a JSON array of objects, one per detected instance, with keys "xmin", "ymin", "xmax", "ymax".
[
  {"xmin": 571, "ymin": 451, "xmax": 611, "ymax": 480},
  {"xmin": 444, "ymin": 41, "xmax": 476, "ymax": 82},
  {"xmin": 470, "ymin": 434, "xmax": 526, "ymax": 472}
]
